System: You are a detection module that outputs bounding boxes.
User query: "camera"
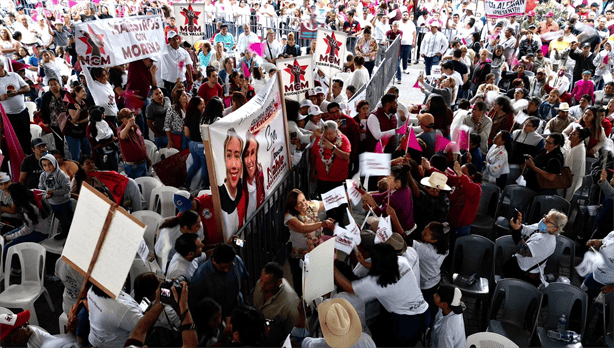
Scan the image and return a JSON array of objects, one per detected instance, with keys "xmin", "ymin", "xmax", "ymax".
[{"xmin": 160, "ymin": 278, "xmax": 185, "ymax": 305}]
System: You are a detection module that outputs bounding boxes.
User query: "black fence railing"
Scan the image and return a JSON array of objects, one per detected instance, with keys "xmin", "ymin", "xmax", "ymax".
[
  {"xmin": 350, "ymin": 36, "xmax": 401, "ymax": 109},
  {"xmin": 234, "ymin": 148, "xmax": 310, "ymax": 288}
]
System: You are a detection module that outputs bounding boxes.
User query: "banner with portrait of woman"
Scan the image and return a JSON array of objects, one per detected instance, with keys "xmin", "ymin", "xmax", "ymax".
[{"xmin": 201, "ymin": 73, "xmax": 292, "ymax": 241}]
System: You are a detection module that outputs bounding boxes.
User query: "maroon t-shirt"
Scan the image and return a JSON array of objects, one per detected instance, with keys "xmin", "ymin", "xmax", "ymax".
[
  {"xmin": 125, "ymin": 60, "xmax": 153, "ymax": 100},
  {"xmin": 118, "ymin": 123, "xmax": 147, "ymax": 163},
  {"xmin": 198, "ymin": 83, "xmax": 224, "ymax": 103}
]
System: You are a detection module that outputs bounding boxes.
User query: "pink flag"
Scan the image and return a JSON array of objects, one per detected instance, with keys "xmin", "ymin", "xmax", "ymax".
[
  {"xmin": 605, "ymin": 55, "xmax": 609, "ymax": 65},
  {"xmin": 407, "ymin": 128, "xmax": 422, "ymax": 152},
  {"xmin": 445, "ymin": 141, "xmax": 460, "ymax": 154},
  {"xmin": 241, "ymin": 61, "xmax": 251, "ymax": 79},
  {"xmin": 453, "ymin": 127, "xmax": 470, "ymax": 151},
  {"xmin": 51, "ymin": 0, "xmax": 58, "ymax": 5},
  {"xmin": 375, "ymin": 140, "xmax": 384, "ymax": 153},
  {"xmin": 435, "ymin": 134, "xmax": 451, "ymax": 153},
  {"xmin": 249, "ymin": 42, "xmax": 265, "ymax": 57},
  {"xmin": 31, "ymin": 10, "xmax": 37, "ymax": 22},
  {"xmin": 68, "ymin": 0, "xmax": 77, "ymax": 8},
  {"xmin": 413, "ymin": 79, "xmax": 420, "ymax": 88},
  {"xmin": 0, "ymin": 104, "xmax": 25, "ymax": 179},
  {"xmin": 396, "ymin": 119, "xmax": 408, "ymax": 135},
  {"xmin": 92, "ymin": 0, "xmax": 101, "ymax": 3}
]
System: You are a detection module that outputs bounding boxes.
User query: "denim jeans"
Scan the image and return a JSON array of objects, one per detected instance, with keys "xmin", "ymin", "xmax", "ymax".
[
  {"xmin": 4, "ymin": 231, "xmax": 47, "ymax": 256},
  {"xmin": 185, "ymin": 140, "xmax": 209, "ymax": 188},
  {"xmin": 51, "ymin": 200, "xmax": 74, "ymax": 236},
  {"xmin": 424, "ymin": 55, "xmax": 441, "ymax": 76},
  {"xmin": 154, "ymin": 135, "xmax": 168, "ymax": 149},
  {"xmin": 65, "ymin": 136, "xmax": 91, "ymax": 161},
  {"xmin": 452, "ymin": 225, "xmax": 471, "ymax": 236},
  {"xmin": 400, "ymin": 44, "xmax": 412, "ymax": 70},
  {"xmin": 124, "ymin": 162, "xmax": 148, "ymax": 179}
]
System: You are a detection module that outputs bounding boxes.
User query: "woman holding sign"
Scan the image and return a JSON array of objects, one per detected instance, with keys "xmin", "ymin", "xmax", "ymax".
[
  {"xmin": 284, "ymin": 188, "xmax": 335, "ymax": 296},
  {"xmin": 242, "ymin": 132, "xmax": 264, "ymax": 221},
  {"xmin": 219, "ymin": 128, "xmax": 247, "ymax": 240},
  {"xmin": 361, "ymin": 165, "xmax": 415, "ymax": 236}
]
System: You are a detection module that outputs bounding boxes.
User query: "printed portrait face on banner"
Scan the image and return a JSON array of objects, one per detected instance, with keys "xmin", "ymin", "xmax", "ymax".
[{"xmin": 202, "ymin": 75, "xmax": 290, "ymax": 240}]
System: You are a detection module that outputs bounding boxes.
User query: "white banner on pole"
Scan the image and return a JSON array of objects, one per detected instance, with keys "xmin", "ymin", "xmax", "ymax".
[
  {"xmin": 346, "ymin": 179, "xmax": 363, "ymax": 206},
  {"xmin": 276, "ymin": 56, "xmax": 315, "ymax": 101},
  {"xmin": 359, "ymin": 152, "xmax": 391, "ymax": 177},
  {"xmin": 172, "ymin": 3, "xmax": 207, "ymax": 45},
  {"xmin": 484, "ymin": 0, "xmax": 527, "ymax": 18},
  {"xmin": 321, "ymin": 185, "xmax": 349, "ymax": 211},
  {"xmin": 374, "ymin": 215, "xmax": 393, "ymax": 244},
  {"xmin": 314, "ymin": 28, "xmax": 347, "ymax": 76},
  {"xmin": 75, "ymin": 15, "xmax": 167, "ymax": 67}
]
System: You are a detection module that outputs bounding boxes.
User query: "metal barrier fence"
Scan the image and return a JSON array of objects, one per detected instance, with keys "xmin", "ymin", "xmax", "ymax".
[
  {"xmin": 234, "ymin": 148, "xmax": 310, "ymax": 288},
  {"xmin": 349, "ymin": 36, "xmax": 401, "ymax": 110}
]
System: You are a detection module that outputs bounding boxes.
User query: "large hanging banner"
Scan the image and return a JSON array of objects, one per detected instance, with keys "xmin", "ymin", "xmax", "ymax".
[
  {"xmin": 484, "ymin": 0, "xmax": 527, "ymax": 18},
  {"xmin": 201, "ymin": 73, "xmax": 292, "ymax": 241},
  {"xmin": 276, "ymin": 55, "xmax": 314, "ymax": 101},
  {"xmin": 75, "ymin": 15, "xmax": 167, "ymax": 67},
  {"xmin": 314, "ymin": 28, "xmax": 347, "ymax": 76},
  {"xmin": 172, "ymin": 3, "xmax": 207, "ymax": 45}
]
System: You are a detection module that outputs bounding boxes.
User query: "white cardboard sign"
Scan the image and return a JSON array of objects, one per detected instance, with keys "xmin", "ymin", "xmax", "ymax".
[{"xmin": 360, "ymin": 152, "xmax": 391, "ymax": 177}]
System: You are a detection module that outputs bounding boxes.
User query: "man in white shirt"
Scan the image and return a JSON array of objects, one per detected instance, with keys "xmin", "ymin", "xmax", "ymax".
[
  {"xmin": 357, "ymin": 10, "xmax": 373, "ymax": 30},
  {"xmin": 167, "ymin": 233, "xmax": 206, "ymax": 282},
  {"xmin": 326, "ymin": 79, "xmax": 349, "ymax": 105},
  {"xmin": 263, "ymin": 29, "xmax": 282, "ymax": 64},
  {"xmin": 373, "ymin": 14, "xmax": 390, "ymax": 45},
  {"xmin": 0, "ymin": 58, "xmax": 31, "ymax": 154},
  {"xmin": 88, "ymin": 286, "xmax": 143, "ymax": 348},
  {"xmin": 160, "ymin": 30, "xmax": 193, "ymax": 96},
  {"xmin": 398, "ymin": 11, "xmax": 416, "ymax": 72},
  {"xmin": 456, "ymin": 101, "xmax": 492, "ymax": 154},
  {"xmin": 236, "ymin": 24, "xmax": 260, "ymax": 55},
  {"xmin": 420, "ymin": 22, "xmax": 448, "ymax": 75}
]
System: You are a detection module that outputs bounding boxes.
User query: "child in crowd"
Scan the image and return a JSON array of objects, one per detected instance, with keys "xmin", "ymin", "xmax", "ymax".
[
  {"xmin": 431, "ymin": 284, "xmax": 467, "ymax": 348},
  {"xmin": 38, "ymin": 153, "xmax": 74, "ymax": 240},
  {"xmin": 571, "ymin": 71, "xmax": 595, "ymax": 105}
]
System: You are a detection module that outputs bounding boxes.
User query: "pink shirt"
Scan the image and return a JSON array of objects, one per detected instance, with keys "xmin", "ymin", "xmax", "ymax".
[{"xmin": 571, "ymin": 80, "xmax": 595, "ymax": 102}]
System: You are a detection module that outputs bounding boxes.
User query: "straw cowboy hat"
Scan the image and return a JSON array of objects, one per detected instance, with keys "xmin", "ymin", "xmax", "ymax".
[
  {"xmin": 319, "ymin": 298, "xmax": 362, "ymax": 348},
  {"xmin": 420, "ymin": 172, "xmax": 452, "ymax": 191}
]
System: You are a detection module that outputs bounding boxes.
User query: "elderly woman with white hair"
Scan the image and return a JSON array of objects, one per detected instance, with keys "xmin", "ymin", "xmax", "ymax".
[
  {"xmin": 311, "ymin": 120, "xmax": 351, "ymax": 195},
  {"xmin": 502, "ymin": 209, "xmax": 568, "ymax": 286}
]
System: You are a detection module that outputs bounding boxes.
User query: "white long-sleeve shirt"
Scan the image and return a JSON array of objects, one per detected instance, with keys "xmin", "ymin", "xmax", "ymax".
[
  {"xmin": 367, "ymin": 112, "xmax": 396, "ymax": 141},
  {"xmin": 420, "ymin": 31, "xmax": 448, "ymax": 58},
  {"xmin": 236, "ymin": 32, "xmax": 260, "ymax": 55}
]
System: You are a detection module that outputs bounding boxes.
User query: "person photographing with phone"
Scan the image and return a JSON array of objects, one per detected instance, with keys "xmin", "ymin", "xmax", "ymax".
[{"xmin": 502, "ymin": 209, "xmax": 568, "ymax": 286}]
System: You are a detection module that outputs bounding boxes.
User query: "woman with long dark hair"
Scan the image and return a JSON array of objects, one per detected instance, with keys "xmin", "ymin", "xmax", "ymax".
[
  {"xmin": 41, "ymin": 77, "xmax": 69, "ymax": 158},
  {"xmin": 86, "ymin": 106, "xmax": 118, "ymax": 172},
  {"xmin": 563, "ymin": 106, "xmax": 607, "ymax": 158},
  {"xmin": 202, "ymin": 96, "xmax": 225, "ymax": 125},
  {"xmin": 184, "ymin": 96, "xmax": 209, "ymax": 190},
  {"xmin": 164, "ymin": 90, "xmax": 189, "ymax": 150},
  {"xmin": 487, "ymin": 96, "xmax": 514, "ymax": 145},
  {"xmin": 421, "ymin": 94, "xmax": 453, "ymax": 138},
  {"xmin": 334, "ymin": 243, "xmax": 429, "ymax": 346},
  {"xmin": 242, "ymin": 132, "xmax": 264, "ymax": 221},
  {"xmin": 65, "ymin": 85, "xmax": 92, "ymax": 161}
]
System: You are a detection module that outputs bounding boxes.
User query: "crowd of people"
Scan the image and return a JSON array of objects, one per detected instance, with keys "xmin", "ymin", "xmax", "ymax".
[{"xmin": 3, "ymin": 0, "xmax": 614, "ymax": 346}]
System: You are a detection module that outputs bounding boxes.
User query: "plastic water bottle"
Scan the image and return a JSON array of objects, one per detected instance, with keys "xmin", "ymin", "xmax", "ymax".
[
  {"xmin": 547, "ymin": 330, "xmax": 567, "ymax": 342},
  {"xmin": 558, "ymin": 314, "xmax": 567, "ymax": 332}
]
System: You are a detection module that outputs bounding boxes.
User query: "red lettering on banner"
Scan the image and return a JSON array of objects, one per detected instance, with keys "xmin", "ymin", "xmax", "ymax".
[
  {"xmin": 121, "ymin": 42, "xmax": 162, "ymax": 60},
  {"xmin": 266, "ymin": 153, "xmax": 286, "ymax": 190},
  {"xmin": 82, "ymin": 55, "xmax": 112, "ymax": 66}
]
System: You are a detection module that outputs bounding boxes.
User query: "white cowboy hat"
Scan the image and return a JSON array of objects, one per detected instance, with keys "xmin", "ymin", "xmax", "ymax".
[
  {"xmin": 420, "ymin": 172, "xmax": 451, "ymax": 191},
  {"xmin": 318, "ymin": 298, "xmax": 362, "ymax": 348}
]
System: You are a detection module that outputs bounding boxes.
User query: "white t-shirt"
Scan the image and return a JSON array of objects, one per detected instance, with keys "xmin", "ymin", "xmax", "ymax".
[
  {"xmin": 302, "ymin": 333, "xmax": 376, "ymax": 348},
  {"xmin": 166, "ymin": 252, "xmax": 205, "ymax": 282},
  {"xmin": 27, "ymin": 326, "xmax": 56, "ymax": 348},
  {"xmin": 0, "ymin": 72, "xmax": 28, "ymax": 114},
  {"xmin": 305, "ymin": 119, "xmax": 323, "ymax": 133},
  {"xmin": 155, "ymin": 224, "xmax": 205, "ymax": 274},
  {"xmin": 246, "ymin": 179, "xmax": 257, "ymax": 220},
  {"xmin": 403, "ymin": 247, "xmax": 421, "ymax": 285},
  {"xmin": 87, "ymin": 289, "xmax": 143, "ymax": 348},
  {"xmin": 413, "ymin": 241, "xmax": 448, "ymax": 289},
  {"xmin": 90, "ymin": 80, "xmax": 119, "ymax": 117},
  {"xmin": 352, "ymin": 256, "xmax": 428, "ymax": 316},
  {"xmin": 56, "ymin": 257, "xmax": 84, "ymax": 315},
  {"xmin": 515, "ymin": 223, "xmax": 556, "ymax": 274},
  {"xmin": 160, "ymin": 45, "xmax": 192, "ymax": 82},
  {"xmin": 398, "ymin": 20, "xmax": 416, "ymax": 46},
  {"xmin": 431, "ymin": 308, "xmax": 467, "ymax": 348}
]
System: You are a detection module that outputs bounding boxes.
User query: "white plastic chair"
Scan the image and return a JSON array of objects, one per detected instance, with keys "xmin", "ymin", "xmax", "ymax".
[
  {"xmin": 58, "ymin": 312, "xmax": 68, "ymax": 334},
  {"xmin": 25, "ymin": 101, "xmax": 37, "ymax": 122},
  {"xmin": 0, "ymin": 307, "xmax": 13, "ymax": 315},
  {"xmin": 41, "ymin": 215, "xmax": 64, "ymax": 255},
  {"xmin": 144, "ymin": 139, "xmax": 158, "ymax": 163},
  {"xmin": 157, "ymin": 148, "xmax": 179, "ymax": 162},
  {"xmin": 466, "ymin": 332, "xmax": 519, "ymax": 348},
  {"xmin": 30, "ymin": 124, "xmax": 43, "ymax": 140},
  {"xmin": 149, "ymin": 186, "xmax": 179, "ymax": 218},
  {"xmin": 134, "ymin": 176, "xmax": 163, "ymax": 208},
  {"xmin": 0, "ymin": 243, "xmax": 55, "ymax": 325},
  {"xmin": 132, "ymin": 210, "xmax": 164, "ymax": 252}
]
